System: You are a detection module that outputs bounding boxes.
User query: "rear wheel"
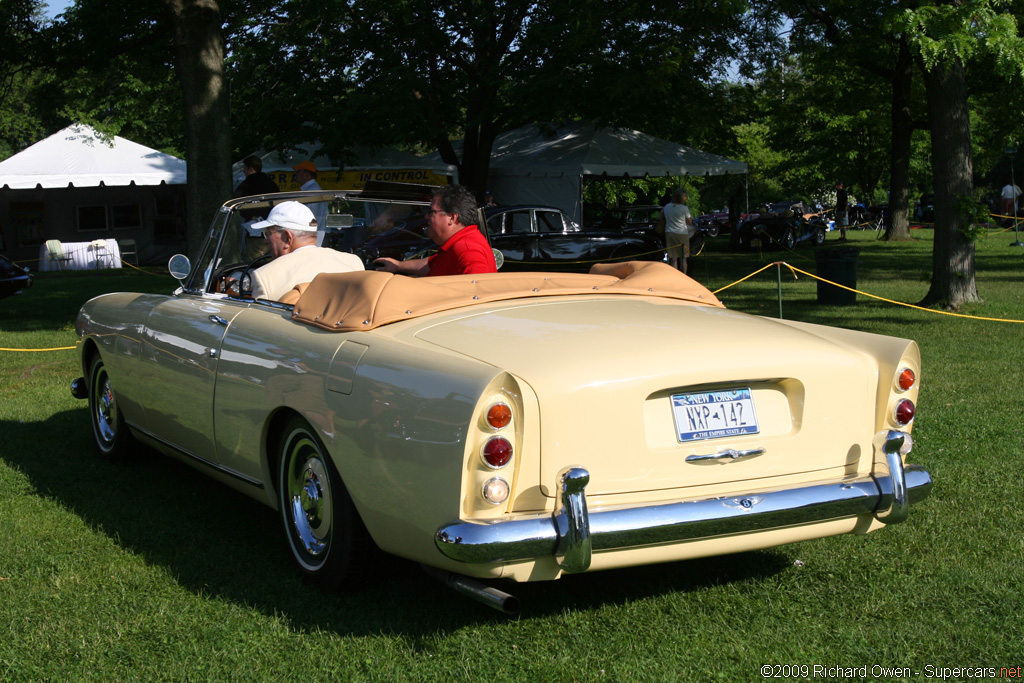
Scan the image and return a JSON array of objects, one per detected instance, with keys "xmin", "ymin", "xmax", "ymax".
[
  {"xmin": 87, "ymin": 354, "xmax": 135, "ymax": 460},
  {"xmin": 812, "ymin": 228, "xmax": 826, "ymax": 246},
  {"xmin": 278, "ymin": 416, "xmax": 374, "ymax": 590}
]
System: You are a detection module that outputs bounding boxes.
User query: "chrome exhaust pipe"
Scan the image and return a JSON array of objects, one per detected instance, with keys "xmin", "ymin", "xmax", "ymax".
[{"xmin": 421, "ymin": 565, "xmax": 520, "ymax": 616}]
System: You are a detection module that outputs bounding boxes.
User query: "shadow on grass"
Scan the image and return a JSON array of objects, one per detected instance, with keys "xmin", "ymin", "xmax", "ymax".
[{"xmin": 1, "ymin": 409, "xmax": 791, "ymax": 635}]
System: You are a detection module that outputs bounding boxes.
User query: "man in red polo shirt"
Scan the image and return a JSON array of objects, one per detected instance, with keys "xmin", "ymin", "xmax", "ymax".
[{"xmin": 372, "ymin": 185, "xmax": 497, "ymax": 276}]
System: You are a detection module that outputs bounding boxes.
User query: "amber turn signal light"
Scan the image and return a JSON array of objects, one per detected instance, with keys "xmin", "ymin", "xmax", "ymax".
[
  {"xmin": 897, "ymin": 368, "xmax": 916, "ymax": 392},
  {"xmin": 487, "ymin": 402, "xmax": 512, "ymax": 429}
]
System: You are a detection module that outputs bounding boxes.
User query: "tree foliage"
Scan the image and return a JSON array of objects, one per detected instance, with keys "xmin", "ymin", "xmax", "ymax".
[
  {"xmin": 893, "ymin": 0, "xmax": 1024, "ymax": 307},
  {"xmin": 0, "ymin": 0, "xmax": 51, "ymax": 158},
  {"xmin": 7, "ymin": 0, "xmax": 1023, "ymax": 312},
  {"xmin": 227, "ymin": 0, "xmax": 763, "ymax": 198}
]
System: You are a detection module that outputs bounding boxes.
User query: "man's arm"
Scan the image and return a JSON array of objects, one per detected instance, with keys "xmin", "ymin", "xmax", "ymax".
[{"xmin": 372, "ymin": 256, "xmax": 430, "ymax": 277}]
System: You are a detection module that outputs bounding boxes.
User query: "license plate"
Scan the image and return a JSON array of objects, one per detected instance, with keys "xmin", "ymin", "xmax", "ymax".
[
  {"xmin": 750, "ymin": 238, "xmax": 762, "ymax": 247},
  {"xmin": 671, "ymin": 388, "xmax": 759, "ymax": 443}
]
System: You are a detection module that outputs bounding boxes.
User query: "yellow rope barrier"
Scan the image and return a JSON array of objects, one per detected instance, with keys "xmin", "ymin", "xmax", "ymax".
[
  {"xmin": 718, "ymin": 261, "xmax": 1024, "ymax": 324},
  {"xmin": 5, "ymin": 251, "xmax": 1023, "ymax": 356},
  {"xmin": 118, "ymin": 258, "xmax": 165, "ymax": 274},
  {"xmin": 711, "ymin": 262, "xmax": 778, "ymax": 293},
  {"xmin": 5, "ymin": 255, "xmax": 164, "ymax": 272}
]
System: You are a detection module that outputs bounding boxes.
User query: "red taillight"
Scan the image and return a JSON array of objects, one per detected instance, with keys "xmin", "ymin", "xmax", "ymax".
[
  {"xmin": 487, "ymin": 403, "xmax": 512, "ymax": 430},
  {"xmin": 894, "ymin": 399, "xmax": 915, "ymax": 426},
  {"xmin": 897, "ymin": 368, "xmax": 916, "ymax": 391},
  {"xmin": 482, "ymin": 436, "xmax": 513, "ymax": 468}
]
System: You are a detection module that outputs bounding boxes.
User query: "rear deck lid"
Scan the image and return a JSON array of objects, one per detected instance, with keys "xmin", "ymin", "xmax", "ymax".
[{"xmin": 414, "ymin": 297, "xmax": 878, "ymax": 497}]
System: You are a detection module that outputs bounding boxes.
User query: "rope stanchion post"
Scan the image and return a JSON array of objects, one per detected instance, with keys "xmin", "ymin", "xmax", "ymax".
[
  {"xmin": 776, "ymin": 262, "xmax": 783, "ymax": 319},
  {"xmin": 1008, "ymin": 148, "xmax": 1023, "ymax": 247}
]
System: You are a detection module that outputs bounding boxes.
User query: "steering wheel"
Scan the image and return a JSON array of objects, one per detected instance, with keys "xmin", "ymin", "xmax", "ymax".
[
  {"xmin": 235, "ymin": 253, "xmax": 274, "ymax": 297},
  {"xmin": 213, "ymin": 253, "xmax": 273, "ymax": 296}
]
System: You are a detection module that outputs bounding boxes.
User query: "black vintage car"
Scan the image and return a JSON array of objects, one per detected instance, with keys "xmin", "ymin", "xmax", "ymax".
[
  {"xmin": 584, "ymin": 205, "xmax": 662, "ymax": 232},
  {"xmin": 354, "ymin": 204, "xmax": 666, "ymax": 272},
  {"xmin": 0, "ymin": 253, "xmax": 33, "ymax": 299},
  {"xmin": 736, "ymin": 212, "xmax": 827, "ymax": 250}
]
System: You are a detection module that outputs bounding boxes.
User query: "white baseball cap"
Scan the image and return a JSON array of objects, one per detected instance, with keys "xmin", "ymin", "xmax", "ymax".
[{"xmin": 251, "ymin": 201, "xmax": 318, "ymax": 232}]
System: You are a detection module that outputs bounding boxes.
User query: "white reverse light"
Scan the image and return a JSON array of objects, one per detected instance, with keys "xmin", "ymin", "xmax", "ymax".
[{"xmin": 482, "ymin": 477, "xmax": 510, "ymax": 505}]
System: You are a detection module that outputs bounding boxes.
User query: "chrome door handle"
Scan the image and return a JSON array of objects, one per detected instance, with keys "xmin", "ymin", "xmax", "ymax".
[
  {"xmin": 208, "ymin": 315, "xmax": 229, "ymax": 326},
  {"xmin": 686, "ymin": 448, "xmax": 765, "ymax": 464}
]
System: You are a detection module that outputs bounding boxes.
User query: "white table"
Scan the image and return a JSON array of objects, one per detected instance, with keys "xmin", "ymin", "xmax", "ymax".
[{"xmin": 38, "ymin": 239, "xmax": 122, "ymax": 271}]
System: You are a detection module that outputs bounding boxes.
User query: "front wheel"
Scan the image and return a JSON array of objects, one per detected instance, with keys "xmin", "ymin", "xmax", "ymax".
[
  {"xmin": 88, "ymin": 354, "xmax": 135, "ymax": 460},
  {"xmin": 780, "ymin": 227, "xmax": 796, "ymax": 250},
  {"xmin": 278, "ymin": 416, "xmax": 374, "ymax": 590},
  {"xmin": 705, "ymin": 223, "xmax": 720, "ymax": 238}
]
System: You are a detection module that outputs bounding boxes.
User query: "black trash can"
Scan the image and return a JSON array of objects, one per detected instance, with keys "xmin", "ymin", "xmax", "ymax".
[{"xmin": 814, "ymin": 247, "xmax": 859, "ymax": 305}]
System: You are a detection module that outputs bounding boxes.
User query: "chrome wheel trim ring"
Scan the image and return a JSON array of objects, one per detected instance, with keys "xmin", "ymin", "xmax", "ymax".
[
  {"xmin": 285, "ymin": 436, "xmax": 333, "ymax": 561},
  {"xmin": 93, "ymin": 368, "xmax": 117, "ymax": 447}
]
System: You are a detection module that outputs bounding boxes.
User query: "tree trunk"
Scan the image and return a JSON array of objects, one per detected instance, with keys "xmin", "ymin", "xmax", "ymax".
[
  {"xmin": 920, "ymin": 55, "xmax": 981, "ymax": 308},
  {"xmin": 884, "ymin": 39, "xmax": 913, "ymax": 241},
  {"xmin": 163, "ymin": 0, "xmax": 231, "ymax": 257}
]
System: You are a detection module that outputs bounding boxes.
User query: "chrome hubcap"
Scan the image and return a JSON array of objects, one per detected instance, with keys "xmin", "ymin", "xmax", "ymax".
[
  {"xmin": 94, "ymin": 372, "xmax": 116, "ymax": 444},
  {"xmin": 286, "ymin": 441, "xmax": 332, "ymax": 558}
]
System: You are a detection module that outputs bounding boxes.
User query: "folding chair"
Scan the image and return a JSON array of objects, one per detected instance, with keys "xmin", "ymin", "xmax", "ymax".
[
  {"xmin": 119, "ymin": 239, "xmax": 138, "ymax": 266},
  {"xmin": 45, "ymin": 239, "xmax": 72, "ymax": 271}
]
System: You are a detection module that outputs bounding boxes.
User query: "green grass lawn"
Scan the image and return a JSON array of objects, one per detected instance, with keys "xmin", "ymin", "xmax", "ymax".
[{"xmin": 1, "ymin": 232, "xmax": 1022, "ymax": 682}]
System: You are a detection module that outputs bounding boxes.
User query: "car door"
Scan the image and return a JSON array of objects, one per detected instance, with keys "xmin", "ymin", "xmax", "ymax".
[
  {"xmin": 534, "ymin": 209, "xmax": 589, "ymax": 268},
  {"xmin": 488, "ymin": 209, "xmax": 533, "ymax": 269},
  {"xmin": 139, "ymin": 293, "xmax": 249, "ymax": 465}
]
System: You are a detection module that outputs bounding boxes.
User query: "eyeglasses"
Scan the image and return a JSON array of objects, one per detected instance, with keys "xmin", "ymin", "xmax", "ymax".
[
  {"xmin": 262, "ymin": 227, "xmax": 279, "ymax": 239},
  {"xmin": 425, "ymin": 208, "xmax": 448, "ymax": 218}
]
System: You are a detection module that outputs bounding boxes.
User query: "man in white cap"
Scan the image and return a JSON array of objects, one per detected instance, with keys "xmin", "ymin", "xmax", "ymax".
[{"xmin": 249, "ymin": 201, "xmax": 363, "ymax": 301}]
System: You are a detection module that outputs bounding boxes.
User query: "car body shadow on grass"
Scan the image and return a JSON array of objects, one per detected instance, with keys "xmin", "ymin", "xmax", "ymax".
[{"xmin": 1, "ymin": 409, "xmax": 792, "ymax": 631}]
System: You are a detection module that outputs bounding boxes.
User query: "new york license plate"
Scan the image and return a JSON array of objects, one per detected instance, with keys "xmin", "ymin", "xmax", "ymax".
[{"xmin": 671, "ymin": 388, "xmax": 760, "ymax": 442}]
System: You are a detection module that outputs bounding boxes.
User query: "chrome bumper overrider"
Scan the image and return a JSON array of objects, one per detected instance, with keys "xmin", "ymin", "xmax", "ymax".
[{"xmin": 435, "ymin": 430, "xmax": 932, "ymax": 573}]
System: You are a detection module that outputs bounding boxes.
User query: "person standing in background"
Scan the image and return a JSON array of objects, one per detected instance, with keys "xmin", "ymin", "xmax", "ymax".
[
  {"xmin": 662, "ymin": 189, "xmax": 694, "ymax": 274},
  {"xmin": 234, "ymin": 155, "xmax": 280, "ymax": 198},
  {"xmin": 835, "ymin": 181, "xmax": 849, "ymax": 242},
  {"xmin": 293, "ymin": 161, "xmax": 328, "ymax": 246},
  {"xmin": 1001, "ymin": 180, "xmax": 1021, "ymax": 217},
  {"xmin": 234, "ymin": 156, "xmax": 280, "ymax": 221}
]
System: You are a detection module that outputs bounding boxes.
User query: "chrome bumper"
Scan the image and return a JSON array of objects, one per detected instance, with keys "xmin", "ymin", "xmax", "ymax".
[{"xmin": 435, "ymin": 430, "xmax": 932, "ymax": 573}]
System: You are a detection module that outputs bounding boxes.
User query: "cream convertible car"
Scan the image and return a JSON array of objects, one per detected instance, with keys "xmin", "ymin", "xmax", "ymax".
[{"xmin": 72, "ymin": 191, "xmax": 932, "ymax": 613}]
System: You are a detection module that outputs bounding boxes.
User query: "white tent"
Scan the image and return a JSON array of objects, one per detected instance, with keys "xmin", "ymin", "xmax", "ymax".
[
  {"xmin": 233, "ymin": 143, "xmax": 456, "ymax": 190},
  {"xmin": 0, "ymin": 124, "xmax": 187, "ymax": 189},
  {"xmin": 429, "ymin": 122, "xmax": 747, "ymax": 223},
  {"xmin": 0, "ymin": 124, "xmax": 188, "ymax": 266}
]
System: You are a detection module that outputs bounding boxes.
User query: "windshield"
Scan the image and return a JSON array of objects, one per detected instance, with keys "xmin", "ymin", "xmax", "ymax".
[{"xmin": 182, "ymin": 190, "xmax": 433, "ymax": 294}]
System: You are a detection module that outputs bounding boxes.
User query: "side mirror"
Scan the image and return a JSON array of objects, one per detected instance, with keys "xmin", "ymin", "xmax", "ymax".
[{"xmin": 168, "ymin": 254, "xmax": 191, "ymax": 282}]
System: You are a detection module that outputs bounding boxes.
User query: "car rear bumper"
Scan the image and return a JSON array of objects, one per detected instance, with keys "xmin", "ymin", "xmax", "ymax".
[{"xmin": 435, "ymin": 430, "xmax": 932, "ymax": 573}]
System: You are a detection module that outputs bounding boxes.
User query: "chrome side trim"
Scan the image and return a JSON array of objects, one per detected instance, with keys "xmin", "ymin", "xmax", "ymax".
[
  {"xmin": 434, "ymin": 463, "xmax": 933, "ymax": 570},
  {"xmin": 129, "ymin": 422, "xmax": 264, "ymax": 488}
]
